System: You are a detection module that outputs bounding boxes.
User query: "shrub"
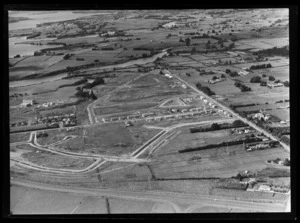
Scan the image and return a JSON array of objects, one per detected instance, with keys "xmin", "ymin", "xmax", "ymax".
[
  {"xmin": 225, "ymin": 69, "xmax": 231, "ymax": 74},
  {"xmin": 283, "ymin": 81, "xmax": 289, "ymax": 87},
  {"xmin": 268, "ymin": 76, "xmax": 275, "ymax": 81},
  {"xmin": 232, "ymin": 120, "xmax": 245, "ymax": 127}
]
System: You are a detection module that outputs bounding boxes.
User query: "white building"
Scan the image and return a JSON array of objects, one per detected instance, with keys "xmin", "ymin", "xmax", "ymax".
[
  {"xmin": 238, "ymin": 70, "xmax": 249, "ymax": 76},
  {"xmin": 162, "ymin": 21, "xmax": 176, "ymax": 29},
  {"xmin": 267, "ymin": 82, "xmax": 284, "ymax": 88},
  {"xmin": 20, "ymin": 99, "xmax": 36, "ymax": 107}
]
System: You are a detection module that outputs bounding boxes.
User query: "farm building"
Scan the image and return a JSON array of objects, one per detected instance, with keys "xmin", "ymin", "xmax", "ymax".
[
  {"xmin": 249, "ymin": 112, "xmax": 271, "ymax": 121},
  {"xmin": 165, "ymin": 74, "xmax": 173, "ymax": 78},
  {"xmin": 208, "ymin": 77, "xmax": 226, "ymax": 84},
  {"xmin": 20, "ymin": 99, "xmax": 36, "ymax": 107},
  {"xmin": 238, "ymin": 70, "xmax": 249, "ymax": 76},
  {"xmin": 267, "ymin": 82, "xmax": 284, "ymax": 88},
  {"xmin": 246, "ymin": 143, "xmax": 270, "ymax": 151},
  {"xmin": 162, "ymin": 21, "xmax": 176, "ymax": 29},
  {"xmin": 258, "ymin": 184, "xmax": 272, "ymax": 192}
]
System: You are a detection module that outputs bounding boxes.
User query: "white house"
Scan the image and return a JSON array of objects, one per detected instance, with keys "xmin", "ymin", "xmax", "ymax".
[
  {"xmin": 163, "ymin": 21, "xmax": 176, "ymax": 29},
  {"xmin": 20, "ymin": 99, "xmax": 36, "ymax": 107},
  {"xmin": 267, "ymin": 82, "xmax": 284, "ymax": 88}
]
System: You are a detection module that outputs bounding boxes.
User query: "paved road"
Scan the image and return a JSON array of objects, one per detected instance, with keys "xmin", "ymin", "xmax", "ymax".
[
  {"xmin": 11, "ymin": 179, "xmax": 287, "ymax": 213},
  {"xmin": 166, "ymin": 70, "xmax": 290, "ymax": 152}
]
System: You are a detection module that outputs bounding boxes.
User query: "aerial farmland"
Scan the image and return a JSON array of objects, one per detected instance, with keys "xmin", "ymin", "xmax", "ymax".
[{"xmin": 8, "ymin": 8, "xmax": 292, "ymax": 215}]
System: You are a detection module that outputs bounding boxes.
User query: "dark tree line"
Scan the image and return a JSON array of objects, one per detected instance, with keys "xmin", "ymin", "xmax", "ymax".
[
  {"xmin": 234, "ymin": 81, "xmax": 252, "ymax": 92},
  {"xmin": 195, "ymin": 83, "xmax": 215, "ymax": 96},
  {"xmin": 253, "ymin": 46, "xmax": 289, "ymax": 57},
  {"xmin": 250, "ymin": 63, "xmax": 272, "ymax": 70}
]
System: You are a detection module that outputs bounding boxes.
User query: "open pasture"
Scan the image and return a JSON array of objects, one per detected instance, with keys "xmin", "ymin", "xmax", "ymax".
[
  {"xmin": 10, "ymin": 132, "xmax": 31, "ymax": 143},
  {"xmin": 36, "ymin": 127, "xmax": 82, "ymax": 146},
  {"xmin": 9, "ymin": 78, "xmax": 81, "ymax": 96},
  {"xmin": 21, "ymin": 148, "xmax": 94, "ymax": 170},
  {"xmin": 267, "ymin": 109, "xmax": 290, "ymax": 121},
  {"xmin": 94, "ymin": 102, "xmax": 158, "ymax": 116},
  {"xmin": 150, "ymin": 142, "xmax": 289, "ymax": 179},
  {"xmin": 59, "ymin": 123, "xmax": 160, "ymax": 156},
  {"xmin": 32, "ymin": 85, "xmax": 78, "ymax": 101},
  {"xmin": 105, "ymin": 18, "xmax": 160, "ymax": 30},
  {"xmin": 108, "ymin": 83, "xmax": 186, "ymax": 103}
]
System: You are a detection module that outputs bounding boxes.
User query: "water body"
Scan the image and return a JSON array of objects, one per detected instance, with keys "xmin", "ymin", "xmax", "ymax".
[
  {"xmin": 9, "ymin": 11, "xmax": 110, "ymax": 57},
  {"xmin": 9, "ymin": 36, "xmax": 62, "ymax": 58},
  {"xmin": 9, "ymin": 49, "xmax": 170, "ymax": 88},
  {"xmin": 9, "ymin": 11, "xmax": 112, "ymax": 31}
]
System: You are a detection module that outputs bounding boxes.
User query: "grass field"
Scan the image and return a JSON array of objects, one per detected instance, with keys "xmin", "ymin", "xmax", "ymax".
[
  {"xmin": 36, "ymin": 128, "xmax": 82, "ymax": 146},
  {"xmin": 146, "ymin": 125, "xmax": 290, "ymax": 179},
  {"xmin": 150, "ymin": 146, "xmax": 289, "ymax": 179},
  {"xmin": 11, "ymin": 185, "xmax": 88, "ymax": 214},
  {"xmin": 94, "ymin": 102, "xmax": 158, "ymax": 116},
  {"xmin": 109, "ymin": 197, "xmax": 156, "ymax": 213},
  {"xmin": 21, "ymin": 149, "xmax": 94, "ymax": 170},
  {"xmin": 9, "ymin": 78, "xmax": 82, "ymax": 96},
  {"xmin": 59, "ymin": 123, "xmax": 160, "ymax": 156},
  {"xmin": 9, "ymin": 55, "xmax": 65, "ymax": 79},
  {"xmin": 10, "ymin": 132, "xmax": 31, "ymax": 143},
  {"xmin": 107, "ymin": 74, "xmax": 189, "ymax": 103}
]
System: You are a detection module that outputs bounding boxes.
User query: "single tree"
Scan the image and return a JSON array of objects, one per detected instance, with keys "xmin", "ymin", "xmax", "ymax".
[{"xmin": 185, "ymin": 38, "xmax": 191, "ymax": 46}]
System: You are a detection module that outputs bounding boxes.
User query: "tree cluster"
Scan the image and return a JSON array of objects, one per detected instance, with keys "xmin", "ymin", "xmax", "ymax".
[
  {"xmin": 234, "ymin": 81, "xmax": 252, "ymax": 92},
  {"xmin": 75, "ymin": 88, "xmax": 97, "ymax": 100},
  {"xmin": 225, "ymin": 69, "xmax": 239, "ymax": 77},
  {"xmin": 195, "ymin": 83, "xmax": 215, "ymax": 96},
  {"xmin": 83, "ymin": 77, "xmax": 105, "ymax": 89},
  {"xmin": 63, "ymin": 54, "xmax": 71, "ymax": 60},
  {"xmin": 253, "ymin": 46, "xmax": 289, "ymax": 57},
  {"xmin": 179, "ymin": 137, "xmax": 264, "ymax": 153},
  {"xmin": 250, "ymin": 75, "xmax": 262, "ymax": 83}
]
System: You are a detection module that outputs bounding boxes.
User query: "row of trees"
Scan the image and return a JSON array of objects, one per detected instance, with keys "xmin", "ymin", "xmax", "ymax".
[
  {"xmin": 190, "ymin": 120, "xmax": 247, "ymax": 133},
  {"xmin": 251, "ymin": 75, "xmax": 289, "ymax": 87},
  {"xmin": 253, "ymin": 46, "xmax": 289, "ymax": 57},
  {"xmin": 179, "ymin": 135, "xmax": 264, "ymax": 153},
  {"xmin": 195, "ymin": 83, "xmax": 215, "ymax": 96},
  {"xmin": 225, "ymin": 69, "xmax": 239, "ymax": 77},
  {"xmin": 234, "ymin": 81, "xmax": 252, "ymax": 92},
  {"xmin": 250, "ymin": 63, "xmax": 272, "ymax": 70},
  {"xmin": 264, "ymin": 126, "xmax": 290, "ymax": 139}
]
